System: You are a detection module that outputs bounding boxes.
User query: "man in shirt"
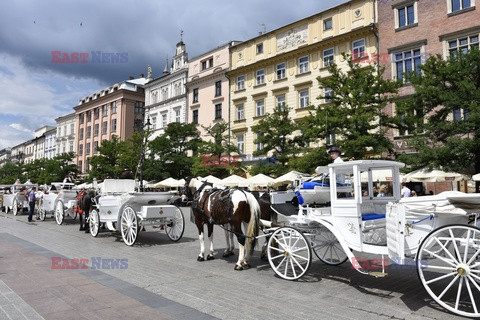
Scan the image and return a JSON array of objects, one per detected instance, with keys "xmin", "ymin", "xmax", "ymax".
[
  {"xmin": 329, "ymin": 146, "xmax": 343, "ymax": 163},
  {"xmin": 27, "ymin": 186, "xmax": 37, "ymax": 222},
  {"xmin": 401, "ymin": 182, "xmax": 411, "ymax": 198}
]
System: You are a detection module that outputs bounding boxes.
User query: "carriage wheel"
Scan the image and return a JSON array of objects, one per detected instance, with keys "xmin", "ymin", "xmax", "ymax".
[
  {"xmin": 416, "ymin": 224, "xmax": 480, "ymax": 318},
  {"xmin": 121, "ymin": 206, "xmax": 138, "ymax": 246},
  {"xmin": 89, "ymin": 210, "xmax": 100, "ymax": 237},
  {"xmin": 165, "ymin": 206, "xmax": 185, "ymax": 242},
  {"xmin": 55, "ymin": 201, "xmax": 64, "ymax": 225},
  {"xmin": 12, "ymin": 199, "xmax": 19, "ymax": 216},
  {"xmin": 267, "ymin": 227, "xmax": 312, "ymax": 280},
  {"xmin": 310, "ymin": 224, "xmax": 348, "ymax": 266}
]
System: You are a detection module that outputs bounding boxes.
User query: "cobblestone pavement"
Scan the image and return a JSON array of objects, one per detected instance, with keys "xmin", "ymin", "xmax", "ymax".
[{"xmin": 0, "ymin": 208, "xmax": 469, "ymax": 320}]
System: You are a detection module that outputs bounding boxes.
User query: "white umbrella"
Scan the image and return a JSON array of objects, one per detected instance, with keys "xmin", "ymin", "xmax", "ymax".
[
  {"xmin": 201, "ymin": 175, "xmax": 223, "ymax": 184},
  {"xmin": 221, "ymin": 175, "xmax": 247, "ymax": 187},
  {"xmin": 240, "ymin": 173, "xmax": 274, "ymax": 188},
  {"xmin": 154, "ymin": 177, "xmax": 180, "ymax": 188},
  {"xmin": 270, "ymin": 171, "xmax": 311, "ymax": 187},
  {"xmin": 404, "ymin": 168, "xmax": 469, "ymax": 182},
  {"xmin": 472, "ymin": 173, "xmax": 480, "ymax": 181},
  {"xmin": 360, "ymin": 169, "xmax": 405, "ymax": 183}
]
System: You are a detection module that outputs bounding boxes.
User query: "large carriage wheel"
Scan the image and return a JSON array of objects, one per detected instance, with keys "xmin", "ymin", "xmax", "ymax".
[
  {"xmin": 267, "ymin": 227, "xmax": 312, "ymax": 280},
  {"xmin": 89, "ymin": 209, "xmax": 100, "ymax": 237},
  {"xmin": 165, "ymin": 206, "xmax": 185, "ymax": 242},
  {"xmin": 310, "ymin": 224, "xmax": 348, "ymax": 266},
  {"xmin": 416, "ymin": 224, "xmax": 480, "ymax": 318},
  {"xmin": 12, "ymin": 199, "xmax": 19, "ymax": 216},
  {"xmin": 55, "ymin": 201, "xmax": 64, "ymax": 225},
  {"xmin": 121, "ymin": 206, "xmax": 138, "ymax": 246}
]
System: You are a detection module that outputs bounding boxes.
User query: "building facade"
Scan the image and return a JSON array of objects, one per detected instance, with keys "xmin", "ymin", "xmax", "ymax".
[
  {"xmin": 74, "ymin": 77, "xmax": 146, "ymax": 174},
  {"xmin": 44, "ymin": 127, "xmax": 57, "ymax": 159},
  {"xmin": 186, "ymin": 41, "xmax": 241, "ymax": 140},
  {"xmin": 144, "ymin": 41, "xmax": 188, "ymax": 141},
  {"xmin": 227, "ymin": 0, "xmax": 376, "ymax": 156},
  {"xmin": 55, "ymin": 112, "xmax": 76, "ymax": 156},
  {"xmin": 0, "ymin": 148, "xmax": 11, "ymax": 167},
  {"xmin": 378, "ymin": 0, "xmax": 479, "ymax": 153}
]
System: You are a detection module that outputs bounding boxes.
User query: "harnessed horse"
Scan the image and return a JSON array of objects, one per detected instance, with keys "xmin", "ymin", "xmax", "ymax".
[
  {"xmin": 186, "ymin": 177, "xmax": 261, "ymax": 270},
  {"xmin": 77, "ymin": 189, "xmax": 95, "ymax": 233}
]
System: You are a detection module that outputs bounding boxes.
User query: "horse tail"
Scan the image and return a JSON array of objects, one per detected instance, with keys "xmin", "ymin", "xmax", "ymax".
[{"xmin": 244, "ymin": 191, "xmax": 260, "ymax": 253}]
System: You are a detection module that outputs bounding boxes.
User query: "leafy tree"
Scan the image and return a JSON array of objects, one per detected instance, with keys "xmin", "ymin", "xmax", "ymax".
[
  {"xmin": 288, "ymin": 147, "xmax": 331, "ymax": 175},
  {"xmin": 251, "ymin": 105, "xmax": 301, "ymax": 176},
  {"xmin": 397, "ymin": 49, "xmax": 480, "ymax": 176},
  {"xmin": 0, "ymin": 162, "xmax": 24, "ymax": 184},
  {"xmin": 302, "ymin": 54, "xmax": 401, "ymax": 159}
]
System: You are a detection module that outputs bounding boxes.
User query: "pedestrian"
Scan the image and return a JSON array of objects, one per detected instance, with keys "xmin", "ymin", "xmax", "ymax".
[
  {"xmin": 27, "ymin": 186, "xmax": 37, "ymax": 222},
  {"xmin": 401, "ymin": 182, "xmax": 411, "ymax": 198}
]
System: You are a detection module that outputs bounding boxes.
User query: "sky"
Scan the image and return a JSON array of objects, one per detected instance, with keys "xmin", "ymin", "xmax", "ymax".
[{"xmin": 0, "ymin": 0, "xmax": 345, "ymax": 150}]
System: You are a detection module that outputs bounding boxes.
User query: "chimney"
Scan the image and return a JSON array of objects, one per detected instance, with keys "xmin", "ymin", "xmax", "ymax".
[{"xmin": 129, "ymin": 76, "xmax": 134, "ymax": 80}]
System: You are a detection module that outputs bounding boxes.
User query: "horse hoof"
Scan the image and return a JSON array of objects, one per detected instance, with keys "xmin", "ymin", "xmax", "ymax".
[
  {"xmin": 79, "ymin": 228, "xmax": 84, "ymax": 231},
  {"xmin": 206, "ymin": 254, "xmax": 215, "ymax": 260},
  {"xmin": 234, "ymin": 265, "xmax": 243, "ymax": 271},
  {"xmin": 197, "ymin": 256, "xmax": 205, "ymax": 262},
  {"xmin": 241, "ymin": 263, "xmax": 251, "ymax": 269},
  {"xmin": 222, "ymin": 251, "xmax": 233, "ymax": 258}
]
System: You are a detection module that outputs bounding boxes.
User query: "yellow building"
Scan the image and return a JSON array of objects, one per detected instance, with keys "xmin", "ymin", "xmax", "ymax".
[{"xmin": 227, "ymin": 0, "xmax": 377, "ymax": 156}]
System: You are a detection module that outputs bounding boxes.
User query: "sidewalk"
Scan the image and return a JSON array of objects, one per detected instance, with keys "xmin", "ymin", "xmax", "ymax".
[{"xmin": 0, "ymin": 231, "xmax": 215, "ymax": 320}]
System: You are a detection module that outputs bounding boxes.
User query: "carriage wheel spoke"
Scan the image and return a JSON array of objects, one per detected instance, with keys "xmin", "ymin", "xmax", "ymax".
[
  {"xmin": 289, "ymin": 258, "xmax": 296, "ymax": 278},
  {"xmin": 434, "ymin": 236, "xmax": 460, "ymax": 264},
  {"xmin": 463, "ymin": 230, "xmax": 472, "ymax": 264},
  {"xmin": 271, "ymin": 253, "xmax": 285, "ymax": 260},
  {"xmin": 470, "ymin": 272, "xmax": 480, "ymax": 282},
  {"xmin": 467, "ymin": 275, "xmax": 480, "ymax": 294},
  {"xmin": 269, "ymin": 246, "xmax": 285, "ymax": 254},
  {"xmin": 425, "ymin": 272, "xmax": 456, "ymax": 285},
  {"xmin": 455, "ymin": 277, "xmax": 464, "ymax": 310},
  {"xmin": 425, "ymin": 265, "xmax": 456, "ymax": 271},
  {"xmin": 465, "ymin": 277, "xmax": 478, "ymax": 314},
  {"xmin": 424, "ymin": 248, "xmax": 457, "ymax": 268},
  {"xmin": 438, "ymin": 275, "xmax": 459, "ymax": 300},
  {"xmin": 291, "ymin": 246, "xmax": 309, "ymax": 254},
  {"xmin": 290, "ymin": 252, "xmax": 309, "ymax": 261},
  {"xmin": 467, "ymin": 247, "xmax": 480, "ymax": 266}
]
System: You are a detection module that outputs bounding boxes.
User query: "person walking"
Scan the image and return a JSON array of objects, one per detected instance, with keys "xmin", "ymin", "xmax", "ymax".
[{"xmin": 27, "ymin": 186, "xmax": 37, "ymax": 222}]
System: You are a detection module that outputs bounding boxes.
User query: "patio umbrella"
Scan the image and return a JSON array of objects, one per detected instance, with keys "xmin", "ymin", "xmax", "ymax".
[
  {"xmin": 154, "ymin": 177, "xmax": 180, "ymax": 188},
  {"xmin": 472, "ymin": 173, "xmax": 480, "ymax": 181},
  {"xmin": 404, "ymin": 168, "xmax": 469, "ymax": 182},
  {"xmin": 239, "ymin": 173, "xmax": 275, "ymax": 188},
  {"xmin": 201, "ymin": 175, "xmax": 223, "ymax": 184},
  {"xmin": 221, "ymin": 175, "xmax": 247, "ymax": 187},
  {"xmin": 360, "ymin": 169, "xmax": 405, "ymax": 183},
  {"xmin": 270, "ymin": 171, "xmax": 311, "ymax": 187}
]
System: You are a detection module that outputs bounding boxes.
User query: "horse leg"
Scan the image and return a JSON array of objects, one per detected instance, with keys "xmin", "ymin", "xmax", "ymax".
[
  {"xmin": 196, "ymin": 220, "xmax": 205, "ymax": 261},
  {"xmin": 241, "ymin": 221, "xmax": 252, "ymax": 269},
  {"xmin": 206, "ymin": 223, "xmax": 215, "ymax": 260},
  {"xmin": 79, "ymin": 213, "xmax": 84, "ymax": 231},
  {"xmin": 223, "ymin": 224, "xmax": 235, "ymax": 258},
  {"xmin": 84, "ymin": 210, "xmax": 90, "ymax": 233},
  {"xmin": 232, "ymin": 223, "xmax": 247, "ymax": 270}
]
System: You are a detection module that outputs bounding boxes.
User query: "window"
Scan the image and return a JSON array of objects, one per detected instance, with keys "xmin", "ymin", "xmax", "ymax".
[
  {"xmin": 111, "ymin": 119, "xmax": 117, "ymax": 132},
  {"xmin": 215, "ymin": 81, "xmax": 222, "ymax": 96},
  {"xmin": 94, "ymin": 141, "xmax": 99, "ymax": 154},
  {"xmin": 215, "ymin": 104, "xmax": 222, "ymax": 120},
  {"xmin": 236, "ymin": 135, "xmax": 244, "ymax": 154},
  {"xmin": 174, "ymin": 83, "xmax": 182, "ymax": 96},
  {"xmin": 193, "ymin": 88, "xmax": 198, "ymax": 103},
  {"xmin": 85, "ymin": 158, "xmax": 90, "ymax": 173},
  {"xmin": 276, "ymin": 63, "xmax": 286, "ymax": 80},
  {"xmin": 70, "ymin": 123, "xmax": 74, "ymax": 134},
  {"xmin": 94, "ymin": 124, "xmax": 99, "ymax": 136},
  {"xmin": 448, "ymin": 35, "xmax": 479, "ymax": 56},
  {"xmin": 86, "ymin": 126, "xmax": 91, "ymax": 138},
  {"xmin": 209, "ymin": 58, "xmax": 214, "ymax": 68},
  {"xmin": 396, "ymin": 3, "xmax": 416, "ymax": 28},
  {"xmin": 324, "ymin": 87, "xmax": 333, "ymax": 103},
  {"xmin": 453, "ymin": 108, "xmax": 469, "ymax": 121},
  {"xmin": 192, "ymin": 110, "xmax": 199, "ymax": 124},
  {"xmin": 398, "ymin": 107, "xmax": 424, "ymax": 136},
  {"xmin": 102, "ymin": 104, "xmax": 108, "ymax": 117},
  {"xmin": 394, "ymin": 48, "xmax": 422, "ymax": 81},
  {"xmin": 134, "ymin": 101, "xmax": 144, "ymax": 114},
  {"xmin": 161, "ymin": 112, "xmax": 168, "ymax": 128},
  {"xmin": 298, "ymin": 56, "xmax": 309, "ymax": 73},
  {"xmin": 236, "ymin": 75, "xmax": 245, "ymax": 90},
  {"xmin": 450, "ymin": 0, "xmax": 472, "ymax": 12},
  {"xmin": 324, "ymin": 18, "xmax": 333, "ymax": 30},
  {"xmin": 86, "ymin": 142, "xmax": 90, "ymax": 155},
  {"xmin": 79, "ymin": 128, "xmax": 84, "ymax": 140},
  {"xmin": 94, "ymin": 108, "xmax": 99, "ymax": 119},
  {"xmin": 276, "ymin": 95, "xmax": 286, "ymax": 111},
  {"xmin": 323, "ymin": 48, "xmax": 334, "ymax": 67},
  {"xmin": 236, "ymin": 104, "xmax": 244, "ymax": 120},
  {"xmin": 256, "ymin": 134, "xmax": 264, "ymax": 151},
  {"xmin": 102, "ymin": 121, "xmax": 107, "ymax": 134},
  {"xmin": 256, "ymin": 43, "xmax": 263, "ymax": 54},
  {"xmin": 201, "ymin": 60, "xmax": 207, "ymax": 70},
  {"xmin": 352, "ymin": 39, "xmax": 365, "ymax": 60},
  {"xmin": 174, "ymin": 108, "xmax": 181, "ymax": 123},
  {"xmin": 256, "ymin": 99, "xmax": 265, "ymax": 116},
  {"xmin": 69, "ymin": 141, "xmax": 73, "ymax": 152},
  {"xmin": 134, "ymin": 119, "xmax": 143, "ymax": 132},
  {"xmin": 256, "ymin": 69, "xmax": 265, "ymax": 85},
  {"xmin": 111, "ymin": 101, "xmax": 117, "ymax": 114},
  {"xmin": 78, "ymin": 144, "xmax": 83, "ymax": 156},
  {"xmin": 151, "ymin": 116, "xmax": 157, "ymax": 129},
  {"xmin": 78, "ymin": 160, "xmax": 82, "ymax": 172},
  {"xmin": 79, "ymin": 113, "xmax": 84, "ymax": 124},
  {"xmin": 299, "ymin": 90, "xmax": 309, "ymax": 108}
]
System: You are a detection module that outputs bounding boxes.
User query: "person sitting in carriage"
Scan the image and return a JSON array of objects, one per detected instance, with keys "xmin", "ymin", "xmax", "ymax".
[{"xmin": 120, "ymin": 168, "xmax": 133, "ymax": 179}]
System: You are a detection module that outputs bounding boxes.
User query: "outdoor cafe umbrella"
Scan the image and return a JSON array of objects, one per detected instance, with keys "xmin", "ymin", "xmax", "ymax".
[
  {"xmin": 472, "ymin": 173, "xmax": 480, "ymax": 181},
  {"xmin": 239, "ymin": 173, "xmax": 275, "ymax": 188},
  {"xmin": 403, "ymin": 168, "xmax": 469, "ymax": 182},
  {"xmin": 154, "ymin": 177, "xmax": 181, "ymax": 188},
  {"xmin": 270, "ymin": 171, "xmax": 311, "ymax": 187},
  {"xmin": 221, "ymin": 174, "xmax": 247, "ymax": 187}
]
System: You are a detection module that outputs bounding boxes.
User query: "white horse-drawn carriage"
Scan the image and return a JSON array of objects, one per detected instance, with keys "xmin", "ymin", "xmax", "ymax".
[
  {"xmin": 88, "ymin": 179, "xmax": 185, "ymax": 246},
  {"xmin": 265, "ymin": 160, "xmax": 480, "ymax": 318},
  {"xmin": 1, "ymin": 184, "xmax": 35, "ymax": 215},
  {"xmin": 53, "ymin": 183, "xmax": 78, "ymax": 224}
]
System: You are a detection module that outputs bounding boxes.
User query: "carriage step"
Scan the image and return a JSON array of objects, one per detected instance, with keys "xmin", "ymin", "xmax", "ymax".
[{"xmin": 369, "ymin": 271, "xmax": 388, "ymax": 278}]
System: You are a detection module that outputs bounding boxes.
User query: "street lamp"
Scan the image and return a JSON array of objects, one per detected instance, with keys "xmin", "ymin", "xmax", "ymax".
[{"xmin": 139, "ymin": 117, "xmax": 152, "ymax": 191}]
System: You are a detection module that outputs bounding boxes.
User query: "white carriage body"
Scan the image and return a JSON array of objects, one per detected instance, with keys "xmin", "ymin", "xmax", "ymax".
[
  {"xmin": 39, "ymin": 193, "xmax": 59, "ymax": 212},
  {"xmin": 2, "ymin": 184, "xmax": 35, "ymax": 211}
]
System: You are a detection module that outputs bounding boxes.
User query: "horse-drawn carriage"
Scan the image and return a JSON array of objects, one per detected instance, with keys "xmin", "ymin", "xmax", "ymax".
[
  {"xmin": 263, "ymin": 160, "xmax": 480, "ymax": 318},
  {"xmin": 53, "ymin": 183, "xmax": 78, "ymax": 224},
  {"xmin": 1, "ymin": 184, "xmax": 36, "ymax": 215},
  {"xmin": 88, "ymin": 179, "xmax": 185, "ymax": 246}
]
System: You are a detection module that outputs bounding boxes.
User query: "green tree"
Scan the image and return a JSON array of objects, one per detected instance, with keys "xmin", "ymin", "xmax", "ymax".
[
  {"xmin": 288, "ymin": 147, "xmax": 331, "ymax": 175},
  {"xmin": 397, "ymin": 49, "xmax": 480, "ymax": 175},
  {"xmin": 0, "ymin": 162, "xmax": 24, "ymax": 184},
  {"xmin": 251, "ymin": 105, "xmax": 300, "ymax": 176},
  {"xmin": 302, "ymin": 54, "xmax": 401, "ymax": 159}
]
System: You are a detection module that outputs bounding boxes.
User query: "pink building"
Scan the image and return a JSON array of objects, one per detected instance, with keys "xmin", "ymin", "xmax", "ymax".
[{"xmin": 186, "ymin": 41, "xmax": 241, "ymax": 140}]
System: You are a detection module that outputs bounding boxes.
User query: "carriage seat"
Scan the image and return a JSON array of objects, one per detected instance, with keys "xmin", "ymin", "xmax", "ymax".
[
  {"xmin": 301, "ymin": 181, "xmax": 351, "ymax": 189},
  {"xmin": 361, "ymin": 202, "xmax": 387, "ymax": 245}
]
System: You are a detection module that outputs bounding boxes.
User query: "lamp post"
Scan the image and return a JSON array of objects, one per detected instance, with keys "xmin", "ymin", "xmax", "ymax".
[{"xmin": 139, "ymin": 117, "xmax": 152, "ymax": 191}]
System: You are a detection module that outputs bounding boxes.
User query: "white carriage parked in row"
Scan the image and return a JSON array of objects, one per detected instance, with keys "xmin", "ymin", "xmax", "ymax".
[
  {"xmin": 88, "ymin": 179, "xmax": 185, "ymax": 246},
  {"xmin": 53, "ymin": 183, "xmax": 78, "ymax": 224},
  {"xmin": 265, "ymin": 160, "xmax": 480, "ymax": 318},
  {"xmin": 1, "ymin": 184, "xmax": 36, "ymax": 215}
]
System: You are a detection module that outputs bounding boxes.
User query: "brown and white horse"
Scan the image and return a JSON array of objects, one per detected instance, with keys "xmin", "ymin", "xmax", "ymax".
[{"xmin": 186, "ymin": 177, "xmax": 260, "ymax": 270}]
